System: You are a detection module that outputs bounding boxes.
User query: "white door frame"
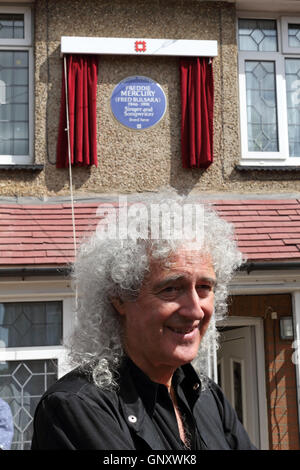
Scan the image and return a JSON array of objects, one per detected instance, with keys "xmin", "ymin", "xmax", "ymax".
[
  {"xmin": 217, "ymin": 316, "xmax": 269, "ymax": 450},
  {"xmin": 230, "ymin": 269, "xmax": 300, "ymax": 440}
]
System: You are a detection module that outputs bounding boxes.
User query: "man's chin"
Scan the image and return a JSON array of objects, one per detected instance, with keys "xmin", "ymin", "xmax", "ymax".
[{"xmin": 169, "ymin": 347, "xmax": 200, "ymax": 368}]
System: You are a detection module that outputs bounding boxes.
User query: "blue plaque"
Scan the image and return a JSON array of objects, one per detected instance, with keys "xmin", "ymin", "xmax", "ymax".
[{"xmin": 110, "ymin": 76, "xmax": 167, "ymax": 130}]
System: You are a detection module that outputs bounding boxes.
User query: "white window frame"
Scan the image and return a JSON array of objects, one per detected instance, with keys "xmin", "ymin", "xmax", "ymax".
[
  {"xmin": 0, "ymin": 5, "xmax": 33, "ymax": 165},
  {"xmin": 238, "ymin": 13, "xmax": 300, "ymax": 167},
  {"xmin": 0, "ymin": 292, "xmax": 75, "ymax": 380},
  {"xmin": 0, "ymin": 6, "xmax": 32, "ymax": 47},
  {"xmin": 0, "ymin": 290, "xmax": 74, "ymax": 449},
  {"xmin": 281, "ymin": 17, "xmax": 300, "ymax": 54}
]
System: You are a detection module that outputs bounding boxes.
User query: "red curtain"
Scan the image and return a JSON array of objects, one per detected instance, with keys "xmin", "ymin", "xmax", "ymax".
[
  {"xmin": 180, "ymin": 57, "xmax": 214, "ymax": 169},
  {"xmin": 56, "ymin": 55, "xmax": 99, "ymax": 168}
]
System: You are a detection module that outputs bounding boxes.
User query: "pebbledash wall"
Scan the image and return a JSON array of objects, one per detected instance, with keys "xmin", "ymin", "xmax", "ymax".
[
  {"xmin": 34, "ymin": 0, "xmax": 235, "ymax": 196},
  {"xmin": 3, "ymin": 0, "xmax": 300, "ymax": 197}
]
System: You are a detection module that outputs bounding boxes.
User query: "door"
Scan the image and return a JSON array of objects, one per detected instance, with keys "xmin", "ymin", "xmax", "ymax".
[{"xmin": 217, "ymin": 326, "xmax": 260, "ymax": 448}]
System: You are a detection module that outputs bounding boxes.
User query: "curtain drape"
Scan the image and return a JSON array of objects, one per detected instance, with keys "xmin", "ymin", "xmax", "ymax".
[
  {"xmin": 56, "ymin": 54, "xmax": 99, "ymax": 168},
  {"xmin": 180, "ymin": 57, "xmax": 214, "ymax": 169}
]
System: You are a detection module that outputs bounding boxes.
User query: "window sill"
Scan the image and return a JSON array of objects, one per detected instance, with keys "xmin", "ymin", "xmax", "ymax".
[
  {"xmin": 235, "ymin": 165, "xmax": 300, "ymax": 172},
  {"xmin": 0, "ymin": 164, "xmax": 44, "ymax": 171}
]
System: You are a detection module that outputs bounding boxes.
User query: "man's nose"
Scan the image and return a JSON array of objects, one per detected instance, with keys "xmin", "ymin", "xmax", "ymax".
[{"xmin": 179, "ymin": 288, "xmax": 205, "ymax": 319}]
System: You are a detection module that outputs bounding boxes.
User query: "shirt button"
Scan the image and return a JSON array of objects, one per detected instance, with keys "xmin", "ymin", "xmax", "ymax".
[
  {"xmin": 193, "ymin": 382, "xmax": 200, "ymax": 391},
  {"xmin": 128, "ymin": 415, "xmax": 137, "ymax": 423}
]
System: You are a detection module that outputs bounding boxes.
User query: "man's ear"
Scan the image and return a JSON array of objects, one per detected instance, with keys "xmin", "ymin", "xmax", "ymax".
[{"xmin": 111, "ymin": 297, "xmax": 126, "ymax": 316}]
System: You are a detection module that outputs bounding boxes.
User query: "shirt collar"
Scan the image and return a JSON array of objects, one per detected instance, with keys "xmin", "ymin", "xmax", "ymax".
[
  {"xmin": 124, "ymin": 357, "xmax": 160, "ymax": 416},
  {"xmin": 121, "ymin": 356, "xmax": 202, "ymax": 416}
]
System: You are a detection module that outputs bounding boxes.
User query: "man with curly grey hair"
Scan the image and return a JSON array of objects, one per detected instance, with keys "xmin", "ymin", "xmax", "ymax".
[{"xmin": 31, "ymin": 192, "xmax": 256, "ymax": 450}]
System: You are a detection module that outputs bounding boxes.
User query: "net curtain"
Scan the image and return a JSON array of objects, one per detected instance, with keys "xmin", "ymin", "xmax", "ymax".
[
  {"xmin": 56, "ymin": 54, "xmax": 99, "ymax": 168},
  {"xmin": 180, "ymin": 57, "xmax": 214, "ymax": 169}
]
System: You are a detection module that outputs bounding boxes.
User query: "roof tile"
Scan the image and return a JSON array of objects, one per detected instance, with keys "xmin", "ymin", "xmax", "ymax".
[
  {"xmin": 0, "ymin": 250, "xmax": 47, "ymax": 258},
  {"xmin": 213, "ymin": 199, "xmax": 299, "ymax": 205},
  {"xmin": 277, "ymin": 210, "xmax": 298, "ymax": 215},
  {"xmin": 284, "ymin": 239, "xmax": 300, "ymax": 244},
  {"xmin": 242, "ymin": 246, "xmax": 298, "ymax": 253},
  {"xmin": 246, "ymin": 252, "xmax": 300, "ymax": 259},
  {"xmin": 1, "ymin": 200, "xmax": 300, "ymax": 265},
  {"xmin": 237, "ymin": 240, "xmax": 284, "ymax": 246},
  {"xmin": 237, "ymin": 234, "xmax": 270, "ymax": 240}
]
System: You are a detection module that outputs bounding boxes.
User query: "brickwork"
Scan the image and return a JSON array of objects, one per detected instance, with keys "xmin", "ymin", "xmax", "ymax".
[{"xmin": 229, "ymin": 294, "xmax": 300, "ymax": 450}]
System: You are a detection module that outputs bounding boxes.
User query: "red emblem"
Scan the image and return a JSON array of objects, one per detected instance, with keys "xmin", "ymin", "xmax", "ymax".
[{"xmin": 135, "ymin": 40, "xmax": 146, "ymax": 53}]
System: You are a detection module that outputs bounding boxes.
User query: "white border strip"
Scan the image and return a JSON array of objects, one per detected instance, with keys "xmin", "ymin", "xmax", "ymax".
[
  {"xmin": 292, "ymin": 292, "xmax": 300, "ymax": 443},
  {"xmin": 61, "ymin": 36, "xmax": 218, "ymax": 57}
]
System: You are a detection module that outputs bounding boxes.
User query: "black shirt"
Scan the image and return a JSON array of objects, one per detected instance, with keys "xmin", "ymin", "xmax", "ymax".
[
  {"xmin": 31, "ymin": 357, "xmax": 256, "ymax": 450},
  {"xmin": 128, "ymin": 359, "xmax": 203, "ymax": 449}
]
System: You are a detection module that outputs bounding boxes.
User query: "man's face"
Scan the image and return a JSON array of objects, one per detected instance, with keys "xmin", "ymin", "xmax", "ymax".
[{"xmin": 115, "ymin": 247, "xmax": 216, "ymax": 378}]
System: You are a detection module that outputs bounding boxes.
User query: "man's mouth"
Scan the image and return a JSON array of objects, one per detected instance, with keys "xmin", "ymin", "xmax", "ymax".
[{"xmin": 166, "ymin": 325, "xmax": 199, "ymax": 335}]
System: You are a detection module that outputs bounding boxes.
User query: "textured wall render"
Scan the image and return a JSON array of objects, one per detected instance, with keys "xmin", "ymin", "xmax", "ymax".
[{"xmin": 1, "ymin": 0, "xmax": 299, "ymax": 197}]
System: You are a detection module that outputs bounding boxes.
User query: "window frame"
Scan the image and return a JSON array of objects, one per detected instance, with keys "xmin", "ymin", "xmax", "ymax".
[
  {"xmin": 281, "ymin": 16, "xmax": 300, "ymax": 54},
  {"xmin": 0, "ymin": 6, "xmax": 32, "ymax": 47},
  {"xmin": 0, "ymin": 294, "xmax": 74, "ymax": 379},
  {"xmin": 0, "ymin": 5, "xmax": 33, "ymax": 165},
  {"xmin": 0, "ymin": 280, "xmax": 75, "ymax": 449},
  {"xmin": 238, "ymin": 13, "xmax": 300, "ymax": 167}
]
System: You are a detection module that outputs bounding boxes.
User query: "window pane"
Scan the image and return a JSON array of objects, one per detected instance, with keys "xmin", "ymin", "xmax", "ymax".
[
  {"xmin": 7, "ymin": 85, "xmax": 28, "ymax": 104},
  {"xmin": 288, "ymin": 24, "xmax": 300, "ymax": 48},
  {"xmin": 0, "ymin": 121, "xmax": 12, "ymax": 139},
  {"xmin": 0, "ymin": 301, "xmax": 63, "ymax": 347},
  {"xmin": 0, "ymin": 139, "xmax": 11, "ymax": 154},
  {"xmin": 14, "ymin": 103, "xmax": 28, "ymax": 120},
  {"xmin": 14, "ymin": 51, "xmax": 28, "ymax": 67},
  {"xmin": 0, "ymin": 68, "xmax": 13, "ymax": 86},
  {"xmin": 14, "ymin": 69, "xmax": 28, "ymax": 87},
  {"xmin": 0, "ymin": 360, "xmax": 58, "ymax": 450},
  {"xmin": 13, "ymin": 122, "xmax": 28, "ymax": 139},
  {"xmin": 0, "ymin": 14, "xmax": 24, "ymax": 39},
  {"xmin": 0, "ymin": 51, "xmax": 29, "ymax": 155},
  {"xmin": 285, "ymin": 59, "xmax": 300, "ymax": 156},
  {"xmin": 0, "ymin": 51, "xmax": 13, "ymax": 67},
  {"xmin": 245, "ymin": 61, "xmax": 279, "ymax": 151},
  {"xmin": 13, "ymin": 139, "xmax": 29, "ymax": 155},
  {"xmin": 239, "ymin": 19, "xmax": 277, "ymax": 51},
  {"xmin": 0, "ymin": 103, "xmax": 10, "ymax": 120},
  {"xmin": 2, "ymin": 103, "xmax": 28, "ymax": 121}
]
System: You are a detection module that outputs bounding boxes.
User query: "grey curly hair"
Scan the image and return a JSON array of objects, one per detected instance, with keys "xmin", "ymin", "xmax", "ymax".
[{"xmin": 68, "ymin": 191, "xmax": 244, "ymax": 389}]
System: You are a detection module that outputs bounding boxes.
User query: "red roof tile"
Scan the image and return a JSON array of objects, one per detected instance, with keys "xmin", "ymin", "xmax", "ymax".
[
  {"xmin": 214, "ymin": 198, "xmax": 300, "ymax": 262},
  {"xmin": 0, "ymin": 203, "xmax": 100, "ymax": 266},
  {"xmin": 1, "ymin": 199, "xmax": 300, "ymax": 266}
]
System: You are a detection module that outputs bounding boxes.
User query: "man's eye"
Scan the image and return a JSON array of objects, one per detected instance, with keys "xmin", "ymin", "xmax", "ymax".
[
  {"xmin": 197, "ymin": 284, "xmax": 212, "ymax": 292},
  {"xmin": 159, "ymin": 286, "xmax": 181, "ymax": 296},
  {"xmin": 162, "ymin": 286, "xmax": 178, "ymax": 293}
]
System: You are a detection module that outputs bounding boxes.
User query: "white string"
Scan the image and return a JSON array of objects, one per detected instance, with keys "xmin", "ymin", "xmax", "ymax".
[
  {"xmin": 64, "ymin": 55, "xmax": 77, "ymax": 258},
  {"xmin": 64, "ymin": 55, "xmax": 78, "ymax": 314}
]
